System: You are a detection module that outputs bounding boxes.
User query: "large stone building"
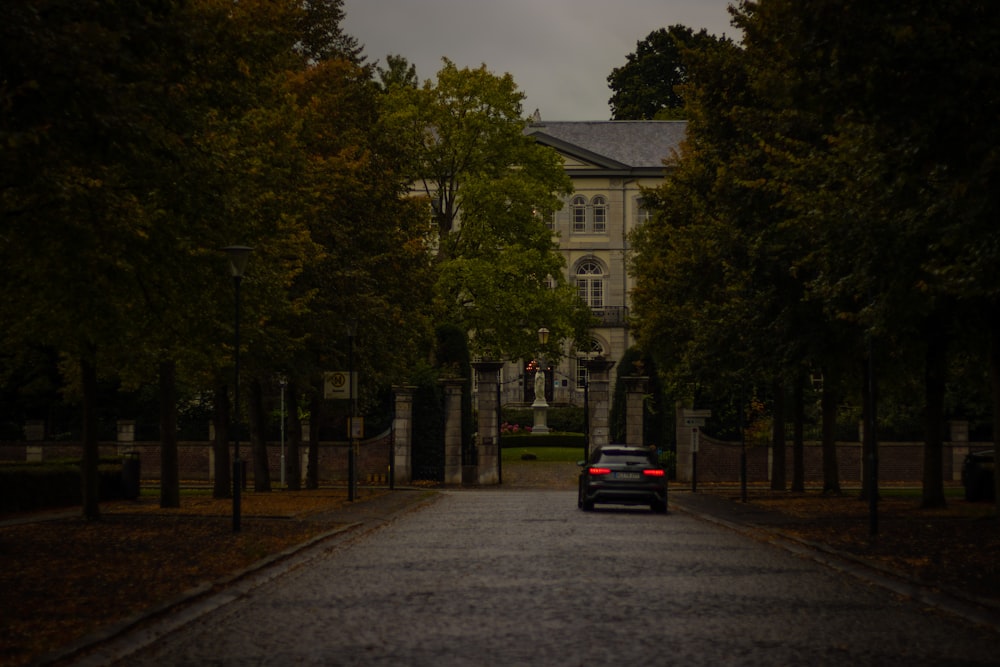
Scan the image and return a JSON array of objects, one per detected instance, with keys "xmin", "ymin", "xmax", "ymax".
[{"xmin": 497, "ymin": 120, "xmax": 686, "ymax": 407}]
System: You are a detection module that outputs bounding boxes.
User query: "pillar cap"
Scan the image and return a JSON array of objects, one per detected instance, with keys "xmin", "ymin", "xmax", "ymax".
[
  {"xmin": 584, "ymin": 356, "xmax": 616, "ymax": 372},
  {"xmin": 471, "ymin": 360, "xmax": 505, "ymax": 372}
]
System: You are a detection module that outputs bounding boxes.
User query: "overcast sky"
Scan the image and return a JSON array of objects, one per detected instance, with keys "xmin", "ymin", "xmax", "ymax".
[{"xmin": 342, "ymin": 0, "xmax": 738, "ymax": 121}]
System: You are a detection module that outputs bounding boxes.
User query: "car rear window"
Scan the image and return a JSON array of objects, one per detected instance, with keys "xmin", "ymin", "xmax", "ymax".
[{"xmin": 595, "ymin": 449, "xmax": 654, "ymax": 465}]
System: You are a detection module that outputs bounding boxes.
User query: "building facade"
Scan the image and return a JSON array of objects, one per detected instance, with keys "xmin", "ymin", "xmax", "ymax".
[{"xmin": 497, "ymin": 120, "xmax": 686, "ymax": 407}]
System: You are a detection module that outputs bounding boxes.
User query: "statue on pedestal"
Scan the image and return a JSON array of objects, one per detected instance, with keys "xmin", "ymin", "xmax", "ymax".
[{"xmin": 533, "ymin": 368, "xmax": 546, "ymax": 406}]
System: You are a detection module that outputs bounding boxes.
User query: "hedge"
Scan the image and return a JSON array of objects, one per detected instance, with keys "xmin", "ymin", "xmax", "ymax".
[
  {"xmin": 500, "ymin": 432, "xmax": 585, "ymax": 448},
  {"xmin": 0, "ymin": 458, "xmax": 127, "ymax": 514}
]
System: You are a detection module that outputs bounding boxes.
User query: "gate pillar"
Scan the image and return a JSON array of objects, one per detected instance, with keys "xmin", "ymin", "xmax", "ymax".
[
  {"xmin": 585, "ymin": 357, "xmax": 616, "ymax": 451},
  {"xmin": 392, "ymin": 385, "xmax": 417, "ymax": 485},
  {"xmin": 472, "ymin": 361, "xmax": 504, "ymax": 485},
  {"xmin": 622, "ymin": 376, "xmax": 648, "ymax": 448},
  {"xmin": 441, "ymin": 379, "xmax": 465, "ymax": 485}
]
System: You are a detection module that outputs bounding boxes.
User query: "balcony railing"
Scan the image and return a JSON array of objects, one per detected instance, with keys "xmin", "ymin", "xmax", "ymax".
[{"xmin": 591, "ymin": 306, "xmax": 628, "ymax": 326}]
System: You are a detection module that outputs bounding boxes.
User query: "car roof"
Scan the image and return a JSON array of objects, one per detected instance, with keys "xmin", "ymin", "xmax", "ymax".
[{"xmin": 595, "ymin": 446, "xmax": 652, "ymax": 455}]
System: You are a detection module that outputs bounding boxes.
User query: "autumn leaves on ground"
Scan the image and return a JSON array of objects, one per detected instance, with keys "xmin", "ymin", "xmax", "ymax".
[
  {"xmin": 0, "ymin": 489, "xmax": 370, "ymax": 667},
  {"xmin": 2, "ymin": 475, "xmax": 998, "ymax": 667}
]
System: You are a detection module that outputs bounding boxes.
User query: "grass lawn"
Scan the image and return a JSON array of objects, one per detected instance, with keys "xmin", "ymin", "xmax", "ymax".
[{"xmin": 501, "ymin": 446, "xmax": 585, "ymax": 463}]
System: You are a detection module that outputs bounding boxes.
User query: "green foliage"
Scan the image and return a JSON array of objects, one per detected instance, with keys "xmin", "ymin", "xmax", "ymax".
[
  {"xmin": 629, "ymin": 0, "xmax": 1000, "ymax": 501},
  {"xmin": 409, "ymin": 362, "xmax": 445, "ymax": 481},
  {"xmin": 380, "ymin": 59, "xmax": 588, "ymax": 361},
  {"xmin": 608, "ymin": 25, "xmax": 726, "ymax": 120},
  {"xmin": 609, "ymin": 348, "xmax": 667, "ymax": 448},
  {"xmin": 501, "ymin": 433, "xmax": 584, "ymax": 448}
]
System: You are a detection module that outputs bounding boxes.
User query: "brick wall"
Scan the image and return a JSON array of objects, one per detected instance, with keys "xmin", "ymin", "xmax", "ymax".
[
  {"xmin": 693, "ymin": 434, "xmax": 984, "ymax": 484},
  {"xmin": 0, "ymin": 435, "xmax": 394, "ymax": 484}
]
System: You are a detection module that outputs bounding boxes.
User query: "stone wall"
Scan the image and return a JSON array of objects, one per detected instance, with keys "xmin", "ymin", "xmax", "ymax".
[
  {"xmin": 691, "ymin": 433, "xmax": 985, "ymax": 484},
  {"xmin": 0, "ymin": 435, "xmax": 394, "ymax": 484}
]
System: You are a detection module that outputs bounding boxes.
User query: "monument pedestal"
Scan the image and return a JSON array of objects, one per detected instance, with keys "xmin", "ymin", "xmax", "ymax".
[{"xmin": 532, "ymin": 399, "xmax": 550, "ymax": 434}]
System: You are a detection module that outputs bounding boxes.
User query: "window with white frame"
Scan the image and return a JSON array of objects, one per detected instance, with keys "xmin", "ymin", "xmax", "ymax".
[
  {"xmin": 592, "ymin": 195, "xmax": 607, "ymax": 232},
  {"xmin": 575, "ymin": 260, "xmax": 604, "ymax": 309},
  {"xmin": 568, "ymin": 194, "xmax": 610, "ymax": 234},
  {"xmin": 571, "ymin": 195, "xmax": 587, "ymax": 231}
]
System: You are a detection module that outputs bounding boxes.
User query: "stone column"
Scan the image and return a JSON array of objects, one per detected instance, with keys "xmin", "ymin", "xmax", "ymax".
[
  {"xmin": 25, "ymin": 420, "xmax": 45, "ymax": 462},
  {"xmin": 441, "ymin": 379, "xmax": 465, "ymax": 485},
  {"xmin": 117, "ymin": 419, "xmax": 136, "ymax": 454},
  {"xmin": 392, "ymin": 385, "xmax": 417, "ymax": 485},
  {"xmin": 949, "ymin": 420, "xmax": 970, "ymax": 481},
  {"xmin": 622, "ymin": 376, "xmax": 648, "ymax": 448},
  {"xmin": 585, "ymin": 357, "xmax": 616, "ymax": 450},
  {"xmin": 472, "ymin": 361, "xmax": 504, "ymax": 485}
]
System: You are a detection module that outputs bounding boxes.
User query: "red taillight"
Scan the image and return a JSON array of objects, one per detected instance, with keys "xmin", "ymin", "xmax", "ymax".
[
  {"xmin": 588, "ymin": 467, "xmax": 612, "ymax": 476},
  {"xmin": 643, "ymin": 469, "xmax": 665, "ymax": 477}
]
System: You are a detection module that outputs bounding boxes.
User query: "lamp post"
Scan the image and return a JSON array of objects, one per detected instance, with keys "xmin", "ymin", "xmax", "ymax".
[
  {"xmin": 347, "ymin": 319, "xmax": 358, "ymax": 502},
  {"xmin": 223, "ymin": 245, "xmax": 252, "ymax": 532},
  {"xmin": 580, "ymin": 359, "xmax": 590, "ymax": 463},
  {"xmin": 279, "ymin": 375, "xmax": 287, "ymax": 488},
  {"xmin": 739, "ymin": 383, "xmax": 748, "ymax": 503}
]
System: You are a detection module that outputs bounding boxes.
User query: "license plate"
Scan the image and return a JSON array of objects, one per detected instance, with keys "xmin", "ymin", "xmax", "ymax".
[{"xmin": 614, "ymin": 472, "xmax": 641, "ymax": 480}]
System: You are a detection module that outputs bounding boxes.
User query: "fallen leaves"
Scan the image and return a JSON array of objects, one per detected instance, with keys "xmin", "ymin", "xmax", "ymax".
[{"xmin": 0, "ymin": 488, "xmax": 380, "ymax": 667}]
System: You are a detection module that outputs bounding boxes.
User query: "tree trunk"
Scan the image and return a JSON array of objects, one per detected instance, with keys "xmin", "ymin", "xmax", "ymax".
[
  {"xmin": 81, "ymin": 349, "xmax": 100, "ymax": 520},
  {"xmin": 922, "ymin": 317, "xmax": 948, "ymax": 509},
  {"xmin": 771, "ymin": 378, "xmax": 786, "ymax": 491},
  {"xmin": 989, "ymin": 306, "xmax": 1000, "ymax": 519},
  {"xmin": 792, "ymin": 373, "xmax": 805, "ymax": 493},
  {"xmin": 212, "ymin": 382, "xmax": 231, "ymax": 499},
  {"xmin": 307, "ymin": 381, "xmax": 321, "ymax": 489},
  {"xmin": 159, "ymin": 359, "xmax": 180, "ymax": 508},
  {"xmin": 248, "ymin": 377, "xmax": 271, "ymax": 492},
  {"xmin": 286, "ymin": 381, "xmax": 302, "ymax": 491},
  {"xmin": 821, "ymin": 366, "xmax": 841, "ymax": 495}
]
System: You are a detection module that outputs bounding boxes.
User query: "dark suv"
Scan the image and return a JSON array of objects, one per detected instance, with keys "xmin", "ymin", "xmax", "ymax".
[
  {"xmin": 962, "ymin": 449, "xmax": 995, "ymax": 502},
  {"xmin": 578, "ymin": 445, "xmax": 667, "ymax": 513}
]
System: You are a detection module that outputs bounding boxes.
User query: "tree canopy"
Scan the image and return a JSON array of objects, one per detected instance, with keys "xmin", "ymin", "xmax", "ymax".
[
  {"xmin": 629, "ymin": 0, "xmax": 1000, "ymax": 506},
  {"xmin": 380, "ymin": 59, "xmax": 591, "ymax": 361},
  {"xmin": 607, "ymin": 25, "xmax": 725, "ymax": 120}
]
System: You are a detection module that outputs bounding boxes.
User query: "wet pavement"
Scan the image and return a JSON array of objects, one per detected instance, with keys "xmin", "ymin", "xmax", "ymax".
[{"xmin": 63, "ymin": 487, "xmax": 1000, "ymax": 666}]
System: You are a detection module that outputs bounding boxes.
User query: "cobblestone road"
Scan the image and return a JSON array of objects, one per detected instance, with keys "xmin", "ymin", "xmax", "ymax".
[{"xmin": 107, "ymin": 489, "xmax": 998, "ymax": 666}]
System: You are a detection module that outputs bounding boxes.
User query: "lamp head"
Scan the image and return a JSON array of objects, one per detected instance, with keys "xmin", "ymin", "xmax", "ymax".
[
  {"xmin": 223, "ymin": 245, "xmax": 253, "ymax": 278},
  {"xmin": 537, "ymin": 327, "xmax": 550, "ymax": 345}
]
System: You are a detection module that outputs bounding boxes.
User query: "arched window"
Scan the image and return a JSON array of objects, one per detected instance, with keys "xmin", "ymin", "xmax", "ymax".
[
  {"xmin": 592, "ymin": 195, "xmax": 607, "ymax": 232},
  {"xmin": 571, "ymin": 196, "xmax": 587, "ymax": 231},
  {"xmin": 576, "ymin": 339, "xmax": 605, "ymax": 389},
  {"xmin": 575, "ymin": 260, "xmax": 604, "ymax": 309}
]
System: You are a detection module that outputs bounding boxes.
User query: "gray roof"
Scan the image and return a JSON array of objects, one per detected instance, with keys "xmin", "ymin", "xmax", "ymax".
[{"xmin": 525, "ymin": 120, "xmax": 687, "ymax": 170}]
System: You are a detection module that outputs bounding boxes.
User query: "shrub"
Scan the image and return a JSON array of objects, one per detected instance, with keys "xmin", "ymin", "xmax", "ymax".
[{"xmin": 0, "ymin": 458, "xmax": 126, "ymax": 514}]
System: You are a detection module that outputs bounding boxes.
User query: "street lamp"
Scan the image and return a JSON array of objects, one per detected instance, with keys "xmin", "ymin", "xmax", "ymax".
[
  {"xmin": 279, "ymin": 375, "xmax": 287, "ymax": 488},
  {"xmin": 347, "ymin": 319, "xmax": 358, "ymax": 502},
  {"xmin": 223, "ymin": 245, "xmax": 252, "ymax": 532},
  {"xmin": 579, "ymin": 358, "xmax": 590, "ymax": 463}
]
